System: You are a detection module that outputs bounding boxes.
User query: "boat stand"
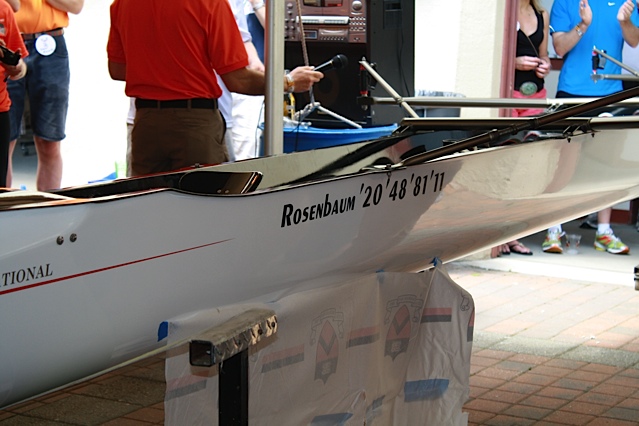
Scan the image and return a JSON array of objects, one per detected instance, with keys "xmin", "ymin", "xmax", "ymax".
[
  {"xmin": 188, "ymin": 309, "xmax": 278, "ymax": 425},
  {"xmin": 591, "ymin": 47, "xmax": 639, "ymax": 84}
]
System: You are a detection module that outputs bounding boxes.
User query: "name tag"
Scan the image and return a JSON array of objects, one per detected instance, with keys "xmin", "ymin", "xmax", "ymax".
[{"xmin": 35, "ymin": 34, "xmax": 56, "ymax": 56}]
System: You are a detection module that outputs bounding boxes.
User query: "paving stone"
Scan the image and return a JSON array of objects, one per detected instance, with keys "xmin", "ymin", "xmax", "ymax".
[
  {"xmin": 561, "ymin": 346, "xmax": 639, "ymax": 368},
  {"xmin": 488, "ymin": 336, "xmax": 578, "ymax": 358},
  {"xmin": 4, "ymin": 395, "xmax": 138, "ymax": 426}
]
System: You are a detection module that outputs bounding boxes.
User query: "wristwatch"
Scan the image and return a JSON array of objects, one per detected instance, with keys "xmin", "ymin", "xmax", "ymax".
[
  {"xmin": 285, "ymin": 73, "xmax": 295, "ymax": 93},
  {"xmin": 575, "ymin": 24, "xmax": 583, "ymax": 37}
]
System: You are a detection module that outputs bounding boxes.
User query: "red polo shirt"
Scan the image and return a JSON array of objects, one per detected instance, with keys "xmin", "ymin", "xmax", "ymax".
[{"xmin": 107, "ymin": 0, "xmax": 249, "ymax": 100}]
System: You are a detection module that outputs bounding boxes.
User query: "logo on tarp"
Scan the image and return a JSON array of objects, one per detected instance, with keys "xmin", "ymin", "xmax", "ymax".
[
  {"xmin": 460, "ymin": 291, "xmax": 471, "ymax": 311},
  {"xmin": 384, "ymin": 294, "xmax": 423, "ymax": 360},
  {"xmin": 311, "ymin": 308, "xmax": 344, "ymax": 384}
]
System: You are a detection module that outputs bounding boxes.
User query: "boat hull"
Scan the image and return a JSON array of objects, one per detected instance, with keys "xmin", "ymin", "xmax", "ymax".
[{"xmin": 2, "ymin": 128, "xmax": 639, "ymax": 407}]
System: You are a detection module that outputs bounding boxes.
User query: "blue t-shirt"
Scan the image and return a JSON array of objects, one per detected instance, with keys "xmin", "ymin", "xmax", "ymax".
[{"xmin": 551, "ymin": 0, "xmax": 639, "ymax": 96}]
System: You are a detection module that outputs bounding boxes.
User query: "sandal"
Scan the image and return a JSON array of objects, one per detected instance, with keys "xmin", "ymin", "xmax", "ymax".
[{"xmin": 507, "ymin": 240, "xmax": 533, "ymax": 255}]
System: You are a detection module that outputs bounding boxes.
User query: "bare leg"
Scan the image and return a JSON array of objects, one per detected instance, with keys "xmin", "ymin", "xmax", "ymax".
[
  {"xmin": 5, "ymin": 139, "xmax": 16, "ymax": 188},
  {"xmin": 598, "ymin": 208, "xmax": 612, "ymax": 224},
  {"xmin": 33, "ymin": 135, "xmax": 62, "ymax": 191}
]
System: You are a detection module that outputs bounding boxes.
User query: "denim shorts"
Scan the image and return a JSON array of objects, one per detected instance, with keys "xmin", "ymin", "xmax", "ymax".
[{"xmin": 8, "ymin": 34, "xmax": 70, "ymax": 142}]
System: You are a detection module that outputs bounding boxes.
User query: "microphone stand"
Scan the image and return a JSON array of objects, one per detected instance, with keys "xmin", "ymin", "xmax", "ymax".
[
  {"xmin": 293, "ymin": 55, "xmax": 362, "ymax": 128},
  {"xmin": 294, "ymin": 101, "xmax": 362, "ymax": 129}
]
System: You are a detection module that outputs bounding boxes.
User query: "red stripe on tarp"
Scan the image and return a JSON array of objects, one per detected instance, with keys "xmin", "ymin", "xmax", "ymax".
[
  {"xmin": 347, "ymin": 326, "xmax": 380, "ymax": 347},
  {"xmin": 262, "ymin": 344, "xmax": 305, "ymax": 364},
  {"xmin": 261, "ymin": 344, "xmax": 305, "ymax": 373},
  {"xmin": 348, "ymin": 325, "xmax": 379, "ymax": 339},
  {"xmin": 423, "ymin": 307, "xmax": 452, "ymax": 316}
]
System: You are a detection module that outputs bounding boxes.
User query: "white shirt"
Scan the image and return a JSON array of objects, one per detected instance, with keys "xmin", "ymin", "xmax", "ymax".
[
  {"xmin": 218, "ymin": 0, "xmax": 252, "ymax": 125},
  {"xmin": 622, "ymin": 42, "xmax": 639, "ymax": 76}
]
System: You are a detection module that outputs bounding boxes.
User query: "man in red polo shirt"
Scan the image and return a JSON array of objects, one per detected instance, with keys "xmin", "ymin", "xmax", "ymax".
[{"xmin": 107, "ymin": 0, "xmax": 322, "ymax": 176}]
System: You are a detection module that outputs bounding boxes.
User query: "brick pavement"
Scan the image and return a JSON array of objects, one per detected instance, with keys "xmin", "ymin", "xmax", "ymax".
[
  {"xmin": 1, "ymin": 262, "xmax": 638, "ymax": 425},
  {"xmin": 450, "ymin": 263, "xmax": 639, "ymax": 426}
]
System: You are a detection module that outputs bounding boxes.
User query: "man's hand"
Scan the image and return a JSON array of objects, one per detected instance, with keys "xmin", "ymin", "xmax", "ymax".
[
  {"xmin": 287, "ymin": 66, "xmax": 323, "ymax": 93},
  {"xmin": 579, "ymin": 0, "xmax": 592, "ymax": 27},
  {"xmin": 1, "ymin": 53, "xmax": 26, "ymax": 81},
  {"xmin": 221, "ymin": 65, "xmax": 323, "ymax": 96},
  {"xmin": 618, "ymin": 0, "xmax": 639, "ymax": 47},
  {"xmin": 618, "ymin": 0, "xmax": 635, "ymax": 22}
]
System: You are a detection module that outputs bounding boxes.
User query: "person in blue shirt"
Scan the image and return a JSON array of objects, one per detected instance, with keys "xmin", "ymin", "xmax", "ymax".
[
  {"xmin": 542, "ymin": 0, "xmax": 639, "ymax": 255},
  {"xmin": 552, "ymin": 0, "xmax": 639, "ymax": 96}
]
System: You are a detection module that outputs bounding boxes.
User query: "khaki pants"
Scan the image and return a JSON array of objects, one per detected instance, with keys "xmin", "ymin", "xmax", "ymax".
[{"xmin": 131, "ymin": 107, "xmax": 227, "ymax": 176}]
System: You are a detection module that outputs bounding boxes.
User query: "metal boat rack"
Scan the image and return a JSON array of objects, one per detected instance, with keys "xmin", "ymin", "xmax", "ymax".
[
  {"xmin": 188, "ymin": 309, "xmax": 277, "ymax": 425},
  {"xmin": 356, "ymin": 58, "xmax": 639, "ymax": 132}
]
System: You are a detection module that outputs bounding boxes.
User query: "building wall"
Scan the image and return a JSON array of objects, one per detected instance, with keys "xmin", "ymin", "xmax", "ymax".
[
  {"xmin": 414, "ymin": 0, "xmax": 505, "ymax": 118},
  {"xmin": 62, "ymin": 0, "xmax": 128, "ymax": 187}
]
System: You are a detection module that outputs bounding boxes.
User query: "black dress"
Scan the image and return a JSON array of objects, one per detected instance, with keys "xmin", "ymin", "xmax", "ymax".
[{"xmin": 514, "ymin": 7, "xmax": 545, "ymax": 94}]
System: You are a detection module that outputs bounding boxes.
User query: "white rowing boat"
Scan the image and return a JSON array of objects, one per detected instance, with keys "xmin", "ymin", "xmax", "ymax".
[{"xmin": 3, "ymin": 88, "xmax": 639, "ymax": 408}]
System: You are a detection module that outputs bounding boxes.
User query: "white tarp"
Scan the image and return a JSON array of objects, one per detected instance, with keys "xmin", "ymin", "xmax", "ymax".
[{"xmin": 164, "ymin": 263, "xmax": 473, "ymax": 425}]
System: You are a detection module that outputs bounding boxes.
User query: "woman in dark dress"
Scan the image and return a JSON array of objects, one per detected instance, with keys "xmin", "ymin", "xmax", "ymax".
[
  {"xmin": 494, "ymin": 0, "xmax": 550, "ymax": 257},
  {"xmin": 512, "ymin": 0, "xmax": 551, "ymax": 117}
]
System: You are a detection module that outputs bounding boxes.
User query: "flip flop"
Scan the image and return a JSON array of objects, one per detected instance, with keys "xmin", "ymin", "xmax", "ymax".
[{"xmin": 507, "ymin": 241, "xmax": 533, "ymax": 255}]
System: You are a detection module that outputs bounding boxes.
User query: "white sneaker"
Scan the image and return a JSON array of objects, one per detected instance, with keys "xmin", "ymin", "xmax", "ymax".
[{"xmin": 542, "ymin": 231, "xmax": 563, "ymax": 254}]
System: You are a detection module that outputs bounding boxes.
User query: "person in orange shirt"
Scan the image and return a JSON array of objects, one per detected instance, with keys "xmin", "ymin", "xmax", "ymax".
[
  {"xmin": 5, "ymin": 0, "xmax": 84, "ymax": 191},
  {"xmin": 0, "ymin": 0, "xmax": 27, "ymax": 188},
  {"xmin": 107, "ymin": 0, "xmax": 322, "ymax": 176}
]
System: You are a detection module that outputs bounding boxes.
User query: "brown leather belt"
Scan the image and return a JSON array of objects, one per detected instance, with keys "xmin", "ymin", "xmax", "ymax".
[
  {"xmin": 21, "ymin": 28, "xmax": 64, "ymax": 41},
  {"xmin": 135, "ymin": 98, "xmax": 219, "ymax": 110}
]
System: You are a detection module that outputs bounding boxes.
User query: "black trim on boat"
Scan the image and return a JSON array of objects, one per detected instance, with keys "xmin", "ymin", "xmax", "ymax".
[{"xmin": 52, "ymin": 169, "xmax": 263, "ymax": 199}]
